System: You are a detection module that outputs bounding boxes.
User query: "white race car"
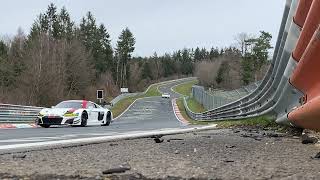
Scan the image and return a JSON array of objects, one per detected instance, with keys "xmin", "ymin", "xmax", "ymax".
[{"xmin": 36, "ymin": 100, "xmax": 112, "ymax": 128}]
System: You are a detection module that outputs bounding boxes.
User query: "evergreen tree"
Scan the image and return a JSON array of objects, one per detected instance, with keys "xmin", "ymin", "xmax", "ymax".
[
  {"xmin": 0, "ymin": 41, "xmax": 14, "ymax": 87},
  {"xmin": 241, "ymin": 57, "xmax": 255, "ymax": 85},
  {"xmin": 29, "ymin": 4, "xmax": 74, "ymax": 41},
  {"xmin": 79, "ymin": 12, "xmax": 113, "ymax": 76},
  {"xmin": 141, "ymin": 61, "xmax": 152, "ymax": 80},
  {"xmin": 162, "ymin": 53, "xmax": 175, "ymax": 77},
  {"xmin": 181, "ymin": 48, "xmax": 193, "ymax": 74},
  {"xmin": 8, "ymin": 29, "xmax": 26, "ymax": 79},
  {"xmin": 115, "ymin": 27, "xmax": 135, "ymax": 87},
  {"xmin": 216, "ymin": 61, "xmax": 229, "ymax": 84},
  {"xmin": 209, "ymin": 47, "xmax": 219, "ymax": 59},
  {"xmin": 200, "ymin": 48, "xmax": 207, "ymax": 59},
  {"xmin": 39, "ymin": 3, "xmax": 59, "ymax": 37},
  {"xmin": 194, "ymin": 47, "xmax": 201, "ymax": 61},
  {"xmin": 241, "ymin": 31, "xmax": 272, "ymax": 83},
  {"xmin": 220, "ymin": 49, "xmax": 224, "ymax": 55},
  {"xmin": 173, "ymin": 50, "xmax": 182, "ymax": 62},
  {"xmin": 251, "ymin": 31, "xmax": 272, "ymax": 71},
  {"xmin": 56, "ymin": 7, "xmax": 75, "ymax": 40}
]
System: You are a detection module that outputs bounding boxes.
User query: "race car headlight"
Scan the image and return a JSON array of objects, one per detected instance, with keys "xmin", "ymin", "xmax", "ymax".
[{"xmin": 38, "ymin": 112, "xmax": 45, "ymax": 117}]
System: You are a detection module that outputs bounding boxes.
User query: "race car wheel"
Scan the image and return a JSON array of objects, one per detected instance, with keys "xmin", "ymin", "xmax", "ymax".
[
  {"xmin": 102, "ymin": 111, "xmax": 112, "ymax": 126},
  {"xmin": 40, "ymin": 124, "xmax": 50, "ymax": 128},
  {"xmin": 80, "ymin": 112, "xmax": 88, "ymax": 127}
]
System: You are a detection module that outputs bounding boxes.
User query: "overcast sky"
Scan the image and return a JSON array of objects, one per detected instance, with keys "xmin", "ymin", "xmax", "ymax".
[{"xmin": 0, "ymin": 0, "xmax": 285, "ymax": 57}]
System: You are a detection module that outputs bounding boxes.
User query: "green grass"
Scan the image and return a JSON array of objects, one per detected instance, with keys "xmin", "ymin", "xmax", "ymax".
[
  {"xmin": 176, "ymin": 98, "xmax": 211, "ymax": 125},
  {"xmin": 173, "ymin": 80, "xmax": 206, "ymax": 113},
  {"xmin": 111, "ymin": 84, "xmax": 162, "ymax": 118},
  {"xmin": 145, "ymin": 84, "xmax": 162, "ymax": 97},
  {"xmin": 172, "ymin": 79, "xmax": 280, "ymax": 129},
  {"xmin": 111, "ymin": 96, "xmax": 138, "ymax": 118},
  {"xmin": 216, "ymin": 116, "xmax": 278, "ymax": 128},
  {"xmin": 175, "ymin": 97, "xmax": 278, "ymax": 128},
  {"xmin": 172, "ymin": 80, "xmax": 198, "ymax": 96},
  {"xmin": 173, "ymin": 80, "xmax": 209, "ymax": 124},
  {"xmin": 186, "ymin": 97, "xmax": 206, "ymax": 113}
]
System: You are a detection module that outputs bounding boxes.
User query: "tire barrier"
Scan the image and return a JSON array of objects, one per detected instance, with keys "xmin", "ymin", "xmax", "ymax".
[{"xmin": 187, "ymin": 0, "xmax": 320, "ymax": 131}]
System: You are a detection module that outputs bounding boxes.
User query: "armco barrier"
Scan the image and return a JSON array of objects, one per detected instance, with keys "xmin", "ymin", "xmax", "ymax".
[
  {"xmin": 186, "ymin": 0, "xmax": 320, "ymax": 131},
  {"xmin": 191, "ymin": 0, "xmax": 300, "ymax": 119},
  {"xmin": 196, "ymin": 0, "xmax": 293, "ymax": 114},
  {"xmin": 0, "ymin": 103, "xmax": 43, "ymax": 123},
  {"xmin": 192, "ymin": 82, "xmax": 260, "ymax": 111},
  {"xmin": 183, "ymin": 97, "xmax": 204, "ymax": 120}
]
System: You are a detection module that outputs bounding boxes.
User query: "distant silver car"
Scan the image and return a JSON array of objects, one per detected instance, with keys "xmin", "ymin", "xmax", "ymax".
[{"xmin": 162, "ymin": 93, "xmax": 171, "ymax": 98}]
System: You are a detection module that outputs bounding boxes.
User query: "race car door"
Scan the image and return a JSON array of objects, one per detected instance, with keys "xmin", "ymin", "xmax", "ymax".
[
  {"xmin": 90, "ymin": 102, "xmax": 105, "ymax": 124},
  {"xmin": 87, "ymin": 102, "xmax": 98, "ymax": 124}
]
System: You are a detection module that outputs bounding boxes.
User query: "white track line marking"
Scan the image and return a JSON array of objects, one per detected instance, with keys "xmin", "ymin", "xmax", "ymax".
[{"xmin": 0, "ymin": 125, "xmax": 217, "ymax": 152}]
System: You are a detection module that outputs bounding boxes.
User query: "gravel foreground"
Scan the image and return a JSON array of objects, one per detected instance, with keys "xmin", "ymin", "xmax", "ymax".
[{"xmin": 0, "ymin": 128, "xmax": 320, "ymax": 180}]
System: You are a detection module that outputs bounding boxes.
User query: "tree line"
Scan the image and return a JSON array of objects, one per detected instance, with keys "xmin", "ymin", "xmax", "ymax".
[
  {"xmin": 195, "ymin": 31, "xmax": 272, "ymax": 89},
  {"xmin": 0, "ymin": 3, "xmax": 273, "ymax": 106}
]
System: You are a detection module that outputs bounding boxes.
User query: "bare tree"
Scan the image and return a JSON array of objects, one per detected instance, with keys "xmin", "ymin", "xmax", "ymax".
[
  {"xmin": 234, "ymin": 33, "xmax": 254, "ymax": 56},
  {"xmin": 195, "ymin": 59, "xmax": 222, "ymax": 88},
  {"xmin": 14, "ymin": 34, "xmax": 93, "ymax": 106}
]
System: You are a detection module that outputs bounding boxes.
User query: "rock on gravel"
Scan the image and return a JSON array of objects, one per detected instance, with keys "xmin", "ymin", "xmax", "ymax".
[
  {"xmin": 12, "ymin": 154, "xmax": 26, "ymax": 159},
  {"xmin": 153, "ymin": 137, "xmax": 164, "ymax": 143},
  {"xmin": 301, "ymin": 129, "xmax": 319, "ymax": 144},
  {"xmin": 312, "ymin": 152, "xmax": 320, "ymax": 159},
  {"xmin": 102, "ymin": 166, "xmax": 131, "ymax": 175}
]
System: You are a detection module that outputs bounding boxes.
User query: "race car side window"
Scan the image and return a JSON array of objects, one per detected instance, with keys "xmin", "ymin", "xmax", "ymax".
[
  {"xmin": 93, "ymin": 103, "xmax": 98, "ymax": 108},
  {"xmin": 93, "ymin": 103, "xmax": 101, "ymax": 108},
  {"xmin": 87, "ymin": 102, "xmax": 95, "ymax": 109}
]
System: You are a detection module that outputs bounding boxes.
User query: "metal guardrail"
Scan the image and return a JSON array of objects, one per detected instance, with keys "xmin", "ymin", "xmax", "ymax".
[
  {"xmin": 183, "ymin": 97, "xmax": 205, "ymax": 120},
  {"xmin": 192, "ymin": 81, "xmax": 260, "ymax": 111},
  {"xmin": 183, "ymin": 0, "xmax": 320, "ymax": 131},
  {"xmin": 0, "ymin": 103, "xmax": 43, "ymax": 123}
]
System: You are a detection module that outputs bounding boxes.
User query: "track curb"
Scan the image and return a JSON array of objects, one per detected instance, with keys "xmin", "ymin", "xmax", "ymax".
[{"xmin": 0, "ymin": 123, "xmax": 37, "ymax": 129}]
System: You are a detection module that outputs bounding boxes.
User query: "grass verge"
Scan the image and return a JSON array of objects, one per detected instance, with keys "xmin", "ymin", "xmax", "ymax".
[
  {"xmin": 172, "ymin": 79, "xmax": 206, "ymax": 113},
  {"xmin": 176, "ymin": 97, "xmax": 279, "ymax": 128},
  {"xmin": 186, "ymin": 97, "xmax": 206, "ymax": 113},
  {"xmin": 173, "ymin": 80, "xmax": 281, "ymax": 129},
  {"xmin": 172, "ymin": 80, "xmax": 198, "ymax": 96},
  {"xmin": 111, "ymin": 84, "xmax": 162, "ymax": 118},
  {"xmin": 216, "ymin": 116, "xmax": 278, "ymax": 128},
  {"xmin": 176, "ymin": 98, "xmax": 211, "ymax": 125}
]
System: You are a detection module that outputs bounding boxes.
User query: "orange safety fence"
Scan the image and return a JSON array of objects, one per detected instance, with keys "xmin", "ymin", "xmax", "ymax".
[
  {"xmin": 292, "ymin": 0, "xmax": 320, "ymax": 62},
  {"xmin": 293, "ymin": 0, "xmax": 313, "ymax": 28},
  {"xmin": 289, "ymin": 25, "xmax": 320, "ymax": 130}
]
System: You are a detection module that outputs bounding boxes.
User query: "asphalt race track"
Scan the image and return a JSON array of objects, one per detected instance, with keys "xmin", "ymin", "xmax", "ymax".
[{"xmin": 0, "ymin": 78, "xmax": 194, "ymax": 147}]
